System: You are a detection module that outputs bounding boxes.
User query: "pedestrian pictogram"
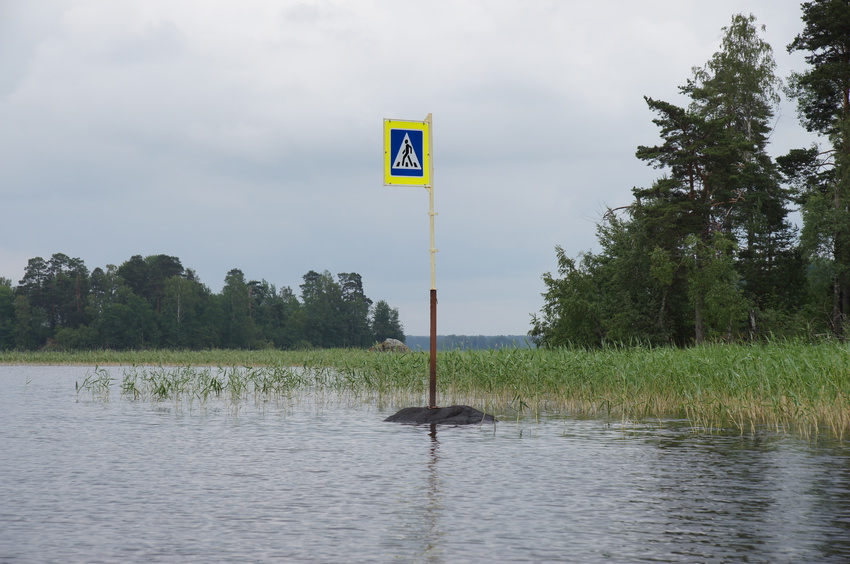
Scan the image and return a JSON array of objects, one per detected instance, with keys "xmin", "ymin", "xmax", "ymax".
[
  {"xmin": 393, "ymin": 133, "xmax": 422, "ymax": 170},
  {"xmin": 383, "ymin": 118, "xmax": 431, "ymax": 186}
]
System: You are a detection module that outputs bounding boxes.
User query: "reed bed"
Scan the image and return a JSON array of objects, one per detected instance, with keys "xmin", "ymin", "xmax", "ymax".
[
  {"xmin": 75, "ymin": 364, "xmax": 339, "ymax": 413},
  {"xmin": 327, "ymin": 343, "xmax": 850, "ymax": 436},
  {"xmin": 12, "ymin": 341, "xmax": 850, "ymax": 437},
  {"xmin": 0, "ymin": 348, "xmax": 347, "ymax": 368}
]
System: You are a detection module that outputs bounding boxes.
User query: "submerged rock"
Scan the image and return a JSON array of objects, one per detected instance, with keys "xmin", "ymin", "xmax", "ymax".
[{"xmin": 384, "ymin": 405, "xmax": 497, "ymax": 425}]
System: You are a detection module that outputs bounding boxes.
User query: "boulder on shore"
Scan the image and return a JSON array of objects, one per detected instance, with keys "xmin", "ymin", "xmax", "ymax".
[
  {"xmin": 369, "ymin": 338, "xmax": 411, "ymax": 353},
  {"xmin": 384, "ymin": 405, "xmax": 497, "ymax": 425}
]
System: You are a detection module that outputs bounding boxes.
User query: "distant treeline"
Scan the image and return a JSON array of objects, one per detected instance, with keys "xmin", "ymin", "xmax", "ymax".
[
  {"xmin": 405, "ymin": 335, "xmax": 535, "ymax": 351},
  {"xmin": 0, "ymin": 253, "xmax": 404, "ymax": 351}
]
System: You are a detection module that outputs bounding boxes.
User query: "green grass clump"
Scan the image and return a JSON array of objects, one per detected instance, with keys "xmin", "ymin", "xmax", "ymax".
[
  {"xmin": 76, "ymin": 364, "xmax": 314, "ymax": 407},
  {"xmin": 12, "ymin": 341, "xmax": 850, "ymax": 437}
]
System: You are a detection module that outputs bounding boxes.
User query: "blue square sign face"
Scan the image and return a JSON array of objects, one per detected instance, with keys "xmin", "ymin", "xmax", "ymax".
[{"xmin": 389, "ymin": 129, "xmax": 424, "ymax": 177}]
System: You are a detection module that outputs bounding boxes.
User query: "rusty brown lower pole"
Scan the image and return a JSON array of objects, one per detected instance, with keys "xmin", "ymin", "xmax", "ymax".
[{"xmin": 429, "ymin": 288, "xmax": 437, "ymax": 408}]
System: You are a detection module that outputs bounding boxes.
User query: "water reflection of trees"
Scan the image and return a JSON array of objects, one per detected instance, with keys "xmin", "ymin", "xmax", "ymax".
[{"xmin": 646, "ymin": 434, "xmax": 850, "ymax": 560}]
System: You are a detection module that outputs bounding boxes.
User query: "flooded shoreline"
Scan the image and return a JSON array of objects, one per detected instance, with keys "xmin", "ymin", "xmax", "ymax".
[{"xmin": 3, "ymin": 365, "xmax": 850, "ymax": 562}]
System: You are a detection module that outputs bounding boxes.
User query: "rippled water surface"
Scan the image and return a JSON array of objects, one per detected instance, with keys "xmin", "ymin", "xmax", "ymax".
[{"xmin": 2, "ymin": 365, "xmax": 850, "ymax": 563}]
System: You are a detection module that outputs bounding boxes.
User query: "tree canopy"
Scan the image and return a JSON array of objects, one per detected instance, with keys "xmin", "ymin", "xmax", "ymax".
[
  {"xmin": 533, "ymin": 10, "xmax": 835, "ymax": 347},
  {"xmin": 0, "ymin": 253, "xmax": 404, "ymax": 351},
  {"xmin": 784, "ymin": 0, "xmax": 850, "ymax": 337}
]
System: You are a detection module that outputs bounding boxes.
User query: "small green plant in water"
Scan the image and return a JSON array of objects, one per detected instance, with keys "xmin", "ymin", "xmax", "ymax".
[{"xmin": 76, "ymin": 366, "xmax": 114, "ymax": 399}]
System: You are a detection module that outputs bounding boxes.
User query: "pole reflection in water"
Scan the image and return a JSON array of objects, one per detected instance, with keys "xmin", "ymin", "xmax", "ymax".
[{"xmin": 421, "ymin": 423, "xmax": 443, "ymax": 562}]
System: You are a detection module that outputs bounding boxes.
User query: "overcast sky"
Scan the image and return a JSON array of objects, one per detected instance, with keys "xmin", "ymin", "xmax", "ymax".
[{"xmin": 0, "ymin": 0, "xmax": 821, "ymax": 336}]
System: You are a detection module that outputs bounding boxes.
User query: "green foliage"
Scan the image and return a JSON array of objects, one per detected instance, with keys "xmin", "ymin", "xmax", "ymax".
[
  {"xmin": 160, "ymin": 274, "xmax": 208, "ymax": 348},
  {"xmin": 299, "ymin": 270, "xmax": 345, "ymax": 347},
  {"xmin": 531, "ymin": 246, "xmax": 604, "ymax": 348},
  {"xmin": 785, "ymin": 0, "xmax": 850, "ymax": 337},
  {"xmin": 534, "ymin": 12, "xmax": 811, "ymax": 347},
  {"xmin": 683, "ymin": 233, "xmax": 749, "ymax": 340},
  {"xmin": 532, "ymin": 216, "xmax": 693, "ymax": 347},
  {"xmin": 0, "ymin": 253, "xmax": 403, "ymax": 351},
  {"xmin": 14, "ymin": 294, "xmax": 49, "ymax": 350},
  {"xmin": 0, "ymin": 281, "xmax": 15, "ymax": 350},
  {"xmin": 338, "ymin": 272, "xmax": 374, "ymax": 347},
  {"xmin": 17, "ymin": 255, "xmax": 84, "ymax": 334},
  {"xmin": 371, "ymin": 300, "xmax": 404, "ymax": 343},
  {"xmin": 787, "ymin": 0, "xmax": 850, "ymax": 136},
  {"xmin": 221, "ymin": 268, "xmax": 258, "ymax": 349}
]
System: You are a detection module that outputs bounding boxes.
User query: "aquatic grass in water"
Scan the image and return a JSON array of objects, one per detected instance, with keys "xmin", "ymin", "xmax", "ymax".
[
  {"xmin": 75, "ymin": 366, "xmax": 114, "ymax": 399},
  {"xmin": 332, "ymin": 343, "xmax": 850, "ymax": 436},
  {"xmin": 9, "ymin": 341, "xmax": 850, "ymax": 437},
  {"xmin": 113, "ymin": 364, "xmax": 311, "ymax": 407}
]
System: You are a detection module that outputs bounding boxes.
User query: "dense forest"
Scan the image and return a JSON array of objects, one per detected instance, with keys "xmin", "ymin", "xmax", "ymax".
[
  {"xmin": 0, "ymin": 253, "xmax": 404, "ymax": 351},
  {"xmin": 533, "ymin": 5, "xmax": 850, "ymax": 347}
]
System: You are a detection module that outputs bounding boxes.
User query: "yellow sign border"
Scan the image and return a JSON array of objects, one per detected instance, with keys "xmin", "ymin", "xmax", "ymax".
[{"xmin": 383, "ymin": 118, "xmax": 431, "ymax": 186}]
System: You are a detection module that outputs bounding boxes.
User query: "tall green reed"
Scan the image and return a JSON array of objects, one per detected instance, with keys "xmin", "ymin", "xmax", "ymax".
[{"xmin": 11, "ymin": 341, "xmax": 850, "ymax": 436}]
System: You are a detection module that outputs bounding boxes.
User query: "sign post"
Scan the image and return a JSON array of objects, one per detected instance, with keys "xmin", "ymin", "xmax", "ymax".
[{"xmin": 384, "ymin": 114, "xmax": 438, "ymax": 409}]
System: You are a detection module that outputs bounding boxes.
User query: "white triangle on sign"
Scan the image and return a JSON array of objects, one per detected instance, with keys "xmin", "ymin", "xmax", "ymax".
[{"xmin": 392, "ymin": 133, "xmax": 422, "ymax": 170}]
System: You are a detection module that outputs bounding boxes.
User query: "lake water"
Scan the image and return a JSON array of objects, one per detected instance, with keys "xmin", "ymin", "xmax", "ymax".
[{"xmin": 2, "ymin": 365, "xmax": 850, "ymax": 563}]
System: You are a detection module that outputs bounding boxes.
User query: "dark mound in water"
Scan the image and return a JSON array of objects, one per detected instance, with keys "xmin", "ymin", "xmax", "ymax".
[{"xmin": 384, "ymin": 405, "xmax": 497, "ymax": 425}]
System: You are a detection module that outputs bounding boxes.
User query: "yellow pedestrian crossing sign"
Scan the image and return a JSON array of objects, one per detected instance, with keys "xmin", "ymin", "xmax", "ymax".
[{"xmin": 384, "ymin": 118, "xmax": 431, "ymax": 186}]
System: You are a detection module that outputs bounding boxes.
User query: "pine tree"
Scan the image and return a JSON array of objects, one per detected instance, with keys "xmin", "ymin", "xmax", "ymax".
[{"xmin": 786, "ymin": 0, "xmax": 850, "ymax": 337}]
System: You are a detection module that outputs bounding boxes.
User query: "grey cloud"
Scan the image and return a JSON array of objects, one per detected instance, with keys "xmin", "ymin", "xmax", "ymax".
[{"xmin": 0, "ymin": 0, "xmax": 820, "ymax": 335}]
